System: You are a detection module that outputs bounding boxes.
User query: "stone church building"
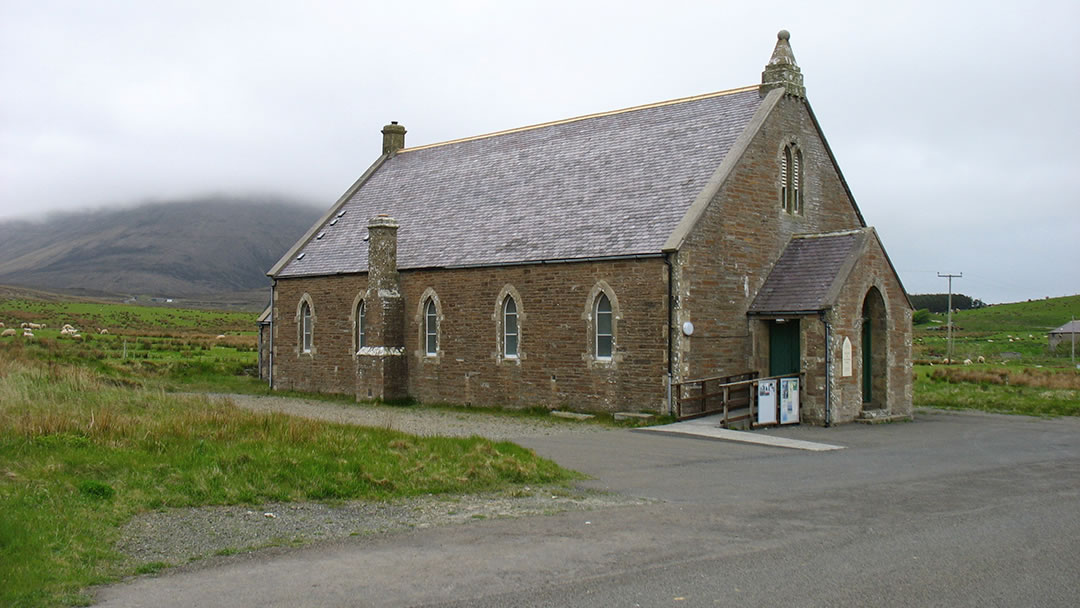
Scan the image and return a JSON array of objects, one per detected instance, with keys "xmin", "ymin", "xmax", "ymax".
[{"xmin": 262, "ymin": 31, "xmax": 913, "ymax": 424}]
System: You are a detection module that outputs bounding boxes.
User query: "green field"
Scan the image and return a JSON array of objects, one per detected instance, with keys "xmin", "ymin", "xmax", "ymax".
[
  {"xmin": 913, "ymin": 294, "xmax": 1080, "ymax": 365},
  {"xmin": 0, "ymin": 295, "xmax": 578, "ymax": 607},
  {"xmin": 0, "ymin": 295, "xmax": 264, "ymax": 393},
  {"xmin": 912, "ymin": 294, "xmax": 1080, "ymax": 416}
]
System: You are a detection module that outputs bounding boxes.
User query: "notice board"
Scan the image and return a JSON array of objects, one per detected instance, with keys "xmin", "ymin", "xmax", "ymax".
[
  {"xmin": 757, "ymin": 379, "xmax": 778, "ymax": 425},
  {"xmin": 779, "ymin": 377, "xmax": 800, "ymax": 424}
]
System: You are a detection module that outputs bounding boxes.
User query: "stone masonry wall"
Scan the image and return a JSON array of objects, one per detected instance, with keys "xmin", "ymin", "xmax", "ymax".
[
  {"xmin": 823, "ymin": 236, "xmax": 913, "ymax": 423},
  {"xmin": 272, "ymin": 258, "xmax": 670, "ymax": 413},
  {"xmin": 674, "ymin": 95, "xmax": 865, "ymax": 382}
]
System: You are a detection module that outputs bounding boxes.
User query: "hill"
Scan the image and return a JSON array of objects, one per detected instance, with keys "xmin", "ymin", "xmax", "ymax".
[
  {"xmin": 941, "ymin": 294, "xmax": 1080, "ymax": 333},
  {"xmin": 913, "ymin": 294, "xmax": 1080, "ymax": 364},
  {"xmin": 0, "ymin": 197, "xmax": 321, "ymax": 306}
]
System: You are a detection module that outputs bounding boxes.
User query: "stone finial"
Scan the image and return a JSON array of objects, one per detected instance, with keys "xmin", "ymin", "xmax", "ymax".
[
  {"xmin": 760, "ymin": 30, "xmax": 806, "ymax": 98},
  {"xmin": 381, "ymin": 121, "xmax": 406, "ymax": 156}
]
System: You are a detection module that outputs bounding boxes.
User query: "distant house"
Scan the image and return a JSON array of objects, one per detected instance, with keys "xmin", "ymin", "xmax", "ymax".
[
  {"xmin": 1049, "ymin": 320, "xmax": 1080, "ymax": 353},
  {"xmin": 260, "ymin": 31, "xmax": 913, "ymax": 424}
]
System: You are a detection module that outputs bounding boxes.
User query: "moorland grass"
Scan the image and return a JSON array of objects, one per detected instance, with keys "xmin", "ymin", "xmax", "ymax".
[
  {"xmin": 913, "ymin": 364, "xmax": 1080, "ymax": 417},
  {"xmin": 0, "ymin": 352, "xmax": 577, "ymax": 607}
]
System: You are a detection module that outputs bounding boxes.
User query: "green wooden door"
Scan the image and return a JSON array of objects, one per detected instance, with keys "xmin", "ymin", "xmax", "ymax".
[{"xmin": 769, "ymin": 320, "xmax": 800, "ymax": 376}]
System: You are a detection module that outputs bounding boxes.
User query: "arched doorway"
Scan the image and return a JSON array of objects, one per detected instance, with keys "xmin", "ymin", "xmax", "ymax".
[{"xmin": 861, "ymin": 287, "xmax": 887, "ymax": 411}]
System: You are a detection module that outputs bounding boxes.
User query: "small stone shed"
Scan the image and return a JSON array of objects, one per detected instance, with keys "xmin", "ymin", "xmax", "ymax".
[{"xmin": 1048, "ymin": 320, "xmax": 1080, "ymax": 353}]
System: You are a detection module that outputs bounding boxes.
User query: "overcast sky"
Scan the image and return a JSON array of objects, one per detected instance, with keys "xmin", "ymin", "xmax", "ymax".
[{"xmin": 1, "ymin": 0, "xmax": 1077, "ymax": 304}]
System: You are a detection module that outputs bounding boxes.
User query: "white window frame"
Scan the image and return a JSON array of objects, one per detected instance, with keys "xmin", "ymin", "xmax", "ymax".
[
  {"xmin": 503, "ymin": 295, "xmax": 518, "ymax": 359},
  {"xmin": 301, "ymin": 301, "xmax": 313, "ymax": 353},
  {"xmin": 424, "ymin": 298, "xmax": 438, "ymax": 357},
  {"xmin": 595, "ymin": 292, "xmax": 613, "ymax": 361},
  {"xmin": 356, "ymin": 300, "xmax": 366, "ymax": 351}
]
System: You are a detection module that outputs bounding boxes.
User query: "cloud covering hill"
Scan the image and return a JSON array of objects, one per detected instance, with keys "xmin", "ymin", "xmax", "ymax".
[{"xmin": 0, "ymin": 197, "xmax": 322, "ymax": 300}]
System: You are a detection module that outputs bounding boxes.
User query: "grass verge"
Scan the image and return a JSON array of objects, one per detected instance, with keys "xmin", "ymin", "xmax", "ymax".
[
  {"xmin": 0, "ymin": 352, "xmax": 578, "ymax": 607},
  {"xmin": 913, "ymin": 365, "xmax": 1080, "ymax": 417}
]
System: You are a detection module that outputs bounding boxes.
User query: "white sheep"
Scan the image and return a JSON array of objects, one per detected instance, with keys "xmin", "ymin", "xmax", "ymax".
[
  {"xmin": 963, "ymin": 359, "xmax": 973, "ymax": 365},
  {"xmin": 1, "ymin": 328, "xmax": 15, "ymax": 337},
  {"xmin": 977, "ymin": 356, "xmax": 985, "ymax": 364},
  {"xmin": 22, "ymin": 330, "xmax": 34, "ymax": 338},
  {"xmin": 942, "ymin": 358, "xmax": 951, "ymax": 365},
  {"xmin": 20, "ymin": 322, "xmax": 29, "ymax": 329},
  {"xmin": 215, "ymin": 334, "xmax": 226, "ymax": 340},
  {"xmin": 0, "ymin": 322, "xmax": 5, "ymax": 328},
  {"xmin": 99, "ymin": 329, "xmax": 109, "ymax": 335}
]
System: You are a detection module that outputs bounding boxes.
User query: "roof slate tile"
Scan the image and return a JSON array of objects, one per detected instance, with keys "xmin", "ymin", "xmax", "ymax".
[
  {"xmin": 275, "ymin": 88, "xmax": 763, "ymax": 277},
  {"xmin": 748, "ymin": 231, "xmax": 865, "ymax": 314}
]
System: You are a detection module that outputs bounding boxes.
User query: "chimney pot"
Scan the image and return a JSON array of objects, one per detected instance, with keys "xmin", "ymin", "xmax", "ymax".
[{"xmin": 381, "ymin": 122, "xmax": 407, "ymax": 156}]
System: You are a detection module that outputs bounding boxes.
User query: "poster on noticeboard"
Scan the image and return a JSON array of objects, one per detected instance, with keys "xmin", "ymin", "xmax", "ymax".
[
  {"xmin": 779, "ymin": 377, "xmax": 800, "ymax": 424},
  {"xmin": 757, "ymin": 379, "xmax": 777, "ymax": 425}
]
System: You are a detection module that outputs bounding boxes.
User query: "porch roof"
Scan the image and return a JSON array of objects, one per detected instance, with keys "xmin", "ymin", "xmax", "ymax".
[{"xmin": 748, "ymin": 229, "xmax": 866, "ymax": 315}]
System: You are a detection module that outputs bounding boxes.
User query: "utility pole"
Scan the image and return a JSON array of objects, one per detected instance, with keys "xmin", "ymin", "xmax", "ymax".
[{"xmin": 938, "ymin": 272, "xmax": 962, "ymax": 362}]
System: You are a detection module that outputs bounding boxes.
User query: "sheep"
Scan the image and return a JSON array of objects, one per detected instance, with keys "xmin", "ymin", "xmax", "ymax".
[
  {"xmin": 977, "ymin": 355, "xmax": 986, "ymax": 364},
  {"xmin": 22, "ymin": 330, "xmax": 34, "ymax": 338},
  {"xmin": 1, "ymin": 329, "xmax": 15, "ymax": 337},
  {"xmin": 963, "ymin": 359, "xmax": 973, "ymax": 365},
  {"xmin": 942, "ymin": 358, "xmax": 951, "ymax": 365},
  {"xmin": 62, "ymin": 324, "xmax": 75, "ymax": 331},
  {"xmin": 99, "ymin": 329, "xmax": 109, "ymax": 335},
  {"xmin": 0, "ymin": 322, "xmax": 4, "ymax": 328},
  {"xmin": 27, "ymin": 323, "xmax": 43, "ymax": 330},
  {"xmin": 20, "ymin": 322, "xmax": 29, "ymax": 329},
  {"xmin": 216, "ymin": 334, "xmax": 226, "ymax": 340}
]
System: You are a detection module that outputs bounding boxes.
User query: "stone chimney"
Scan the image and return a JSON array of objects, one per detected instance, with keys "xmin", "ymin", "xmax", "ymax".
[
  {"xmin": 760, "ymin": 30, "xmax": 805, "ymax": 98},
  {"xmin": 366, "ymin": 214, "xmax": 399, "ymax": 292},
  {"xmin": 356, "ymin": 214, "xmax": 407, "ymax": 402},
  {"xmin": 381, "ymin": 121, "xmax": 406, "ymax": 156}
]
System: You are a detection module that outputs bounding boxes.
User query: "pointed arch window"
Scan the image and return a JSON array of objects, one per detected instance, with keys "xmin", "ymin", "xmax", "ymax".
[
  {"xmin": 356, "ymin": 300, "xmax": 367, "ymax": 350},
  {"xmin": 503, "ymin": 296, "xmax": 519, "ymax": 359},
  {"xmin": 424, "ymin": 298, "xmax": 438, "ymax": 356},
  {"xmin": 595, "ymin": 293, "xmax": 613, "ymax": 360},
  {"xmin": 781, "ymin": 143, "xmax": 803, "ymax": 215},
  {"xmin": 301, "ymin": 301, "xmax": 313, "ymax": 353}
]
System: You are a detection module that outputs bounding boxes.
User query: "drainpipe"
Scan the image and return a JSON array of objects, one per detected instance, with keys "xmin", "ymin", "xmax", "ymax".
[
  {"xmin": 664, "ymin": 252, "xmax": 675, "ymax": 415},
  {"xmin": 822, "ymin": 311, "xmax": 831, "ymax": 427}
]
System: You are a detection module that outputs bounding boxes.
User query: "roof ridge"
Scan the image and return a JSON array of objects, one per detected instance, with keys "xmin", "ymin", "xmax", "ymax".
[{"xmin": 398, "ymin": 84, "xmax": 760, "ymax": 153}]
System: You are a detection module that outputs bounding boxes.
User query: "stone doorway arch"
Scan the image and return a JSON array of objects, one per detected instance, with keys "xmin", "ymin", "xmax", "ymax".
[{"xmin": 861, "ymin": 287, "xmax": 888, "ymax": 412}]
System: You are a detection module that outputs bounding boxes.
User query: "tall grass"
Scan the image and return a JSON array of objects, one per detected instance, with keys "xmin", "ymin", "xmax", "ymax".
[
  {"xmin": 0, "ymin": 352, "xmax": 576, "ymax": 607},
  {"xmin": 914, "ymin": 364, "xmax": 1080, "ymax": 417}
]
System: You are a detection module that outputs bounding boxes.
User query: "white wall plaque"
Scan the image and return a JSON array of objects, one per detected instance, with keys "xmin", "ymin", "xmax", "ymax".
[
  {"xmin": 682, "ymin": 321, "xmax": 694, "ymax": 336},
  {"xmin": 842, "ymin": 336, "xmax": 853, "ymax": 377}
]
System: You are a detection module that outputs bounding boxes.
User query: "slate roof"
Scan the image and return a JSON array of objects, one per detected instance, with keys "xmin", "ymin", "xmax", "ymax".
[
  {"xmin": 274, "ymin": 86, "xmax": 764, "ymax": 278},
  {"xmin": 748, "ymin": 230, "xmax": 867, "ymax": 314},
  {"xmin": 1050, "ymin": 320, "xmax": 1080, "ymax": 335}
]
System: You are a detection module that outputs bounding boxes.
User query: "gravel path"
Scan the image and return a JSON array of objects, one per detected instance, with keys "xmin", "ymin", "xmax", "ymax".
[
  {"xmin": 204, "ymin": 393, "xmax": 614, "ymax": 440},
  {"xmin": 115, "ymin": 393, "xmax": 641, "ymax": 572}
]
